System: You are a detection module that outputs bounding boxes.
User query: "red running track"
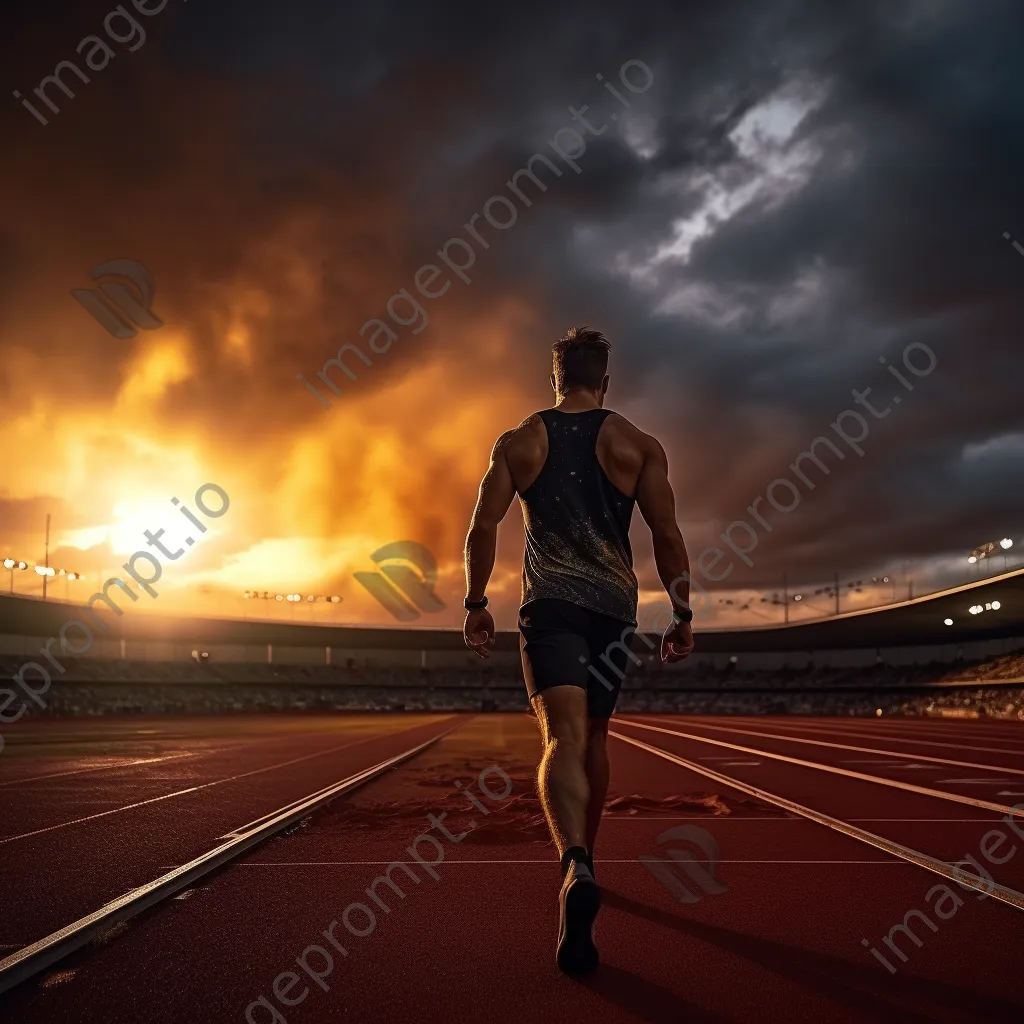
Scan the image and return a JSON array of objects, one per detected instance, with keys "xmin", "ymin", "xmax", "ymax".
[
  {"xmin": 0, "ymin": 713, "xmax": 455, "ymax": 949},
  {"xmin": 0, "ymin": 712, "xmax": 1022, "ymax": 1023}
]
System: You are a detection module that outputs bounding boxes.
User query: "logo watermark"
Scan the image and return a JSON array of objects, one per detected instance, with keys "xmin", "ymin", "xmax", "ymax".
[
  {"xmin": 353, "ymin": 541, "xmax": 445, "ymax": 622},
  {"xmin": 638, "ymin": 824, "xmax": 728, "ymax": 904},
  {"xmin": 71, "ymin": 258, "xmax": 162, "ymax": 339}
]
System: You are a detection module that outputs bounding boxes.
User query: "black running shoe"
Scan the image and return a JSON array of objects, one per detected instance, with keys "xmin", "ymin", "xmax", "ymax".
[{"xmin": 556, "ymin": 860, "xmax": 600, "ymax": 975}]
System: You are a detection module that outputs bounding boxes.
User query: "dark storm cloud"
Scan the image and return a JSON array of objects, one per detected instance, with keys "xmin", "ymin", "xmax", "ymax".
[{"xmin": 2, "ymin": 0, "xmax": 1023, "ymax": 608}]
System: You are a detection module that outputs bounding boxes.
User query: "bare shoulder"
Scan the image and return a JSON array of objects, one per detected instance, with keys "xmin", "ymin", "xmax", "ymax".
[
  {"xmin": 491, "ymin": 414, "xmax": 544, "ymax": 461},
  {"xmin": 604, "ymin": 413, "xmax": 665, "ymax": 461},
  {"xmin": 515, "ymin": 411, "xmax": 547, "ymax": 435}
]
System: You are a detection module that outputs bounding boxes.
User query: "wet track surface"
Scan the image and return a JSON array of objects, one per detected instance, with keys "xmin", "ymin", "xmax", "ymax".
[{"xmin": 1, "ymin": 713, "xmax": 1022, "ymax": 1023}]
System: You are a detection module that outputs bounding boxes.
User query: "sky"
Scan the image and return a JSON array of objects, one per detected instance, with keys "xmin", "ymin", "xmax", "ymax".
[{"xmin": 1, "ymin": 0, "xmax": 1023, "ymax": 630}]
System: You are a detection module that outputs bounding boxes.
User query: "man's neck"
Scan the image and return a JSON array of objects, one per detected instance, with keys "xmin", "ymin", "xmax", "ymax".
[{"xmin": 554, "ymin": 390, "xmax": 602, "ymax": 412}]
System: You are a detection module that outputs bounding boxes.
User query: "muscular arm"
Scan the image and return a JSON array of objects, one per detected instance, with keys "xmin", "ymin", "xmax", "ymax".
[
  {"xmin": 635, "ymin": 437, "xmax": 691, "ymax": 613},
  {"xmin": 464, "ymin": 431, "xmax": 518, "ymax": 601}
]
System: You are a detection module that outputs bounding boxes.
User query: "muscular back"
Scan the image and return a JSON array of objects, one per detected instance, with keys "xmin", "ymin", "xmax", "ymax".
[
  {"xmin": 504, "ymin": 411, "xmax": 652, "ymax": 499},
  {"xmin": 465, "ymin": 399, "xmax": 690, "ymax": 652}
]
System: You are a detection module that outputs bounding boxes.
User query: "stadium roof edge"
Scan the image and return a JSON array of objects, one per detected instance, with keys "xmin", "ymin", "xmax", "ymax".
[{"xmin": 0, "ymin": 569, "xmax": 1021, "ymax": 654}]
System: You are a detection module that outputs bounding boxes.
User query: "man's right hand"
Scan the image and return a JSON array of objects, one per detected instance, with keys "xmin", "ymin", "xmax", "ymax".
[
  {"xmin": 661, "ymin": 617, "xmax": 694, "ymax": 663},
  {"xmin": 464, "ymin": 608, "xmax": 496, "ymax": 659}
]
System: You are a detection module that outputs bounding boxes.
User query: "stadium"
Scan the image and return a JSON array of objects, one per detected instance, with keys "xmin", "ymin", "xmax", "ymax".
[
  {"xmin": 2, "ymin": 570, "xmax": 1024, "ymax": 721},
  {"xmin": 2, "ymin": 567, "xmax": 1023, "ymax": 1021}
]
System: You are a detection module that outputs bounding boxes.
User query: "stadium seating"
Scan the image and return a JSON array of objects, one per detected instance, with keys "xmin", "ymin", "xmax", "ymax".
[{"xmin": 2, "ymin": 647, "xmax": 1022, "ymax": 719}]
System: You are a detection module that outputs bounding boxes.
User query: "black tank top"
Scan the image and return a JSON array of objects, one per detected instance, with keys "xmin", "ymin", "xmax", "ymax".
[{"xmin": 519, "ymin": 408, "xmax": 638, "ymax": 625}]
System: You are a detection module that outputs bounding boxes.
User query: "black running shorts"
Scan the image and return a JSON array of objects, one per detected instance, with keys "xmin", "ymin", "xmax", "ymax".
[{"xmin": 518, "ymin": 598, "xmax": 637, "ymax": 719}]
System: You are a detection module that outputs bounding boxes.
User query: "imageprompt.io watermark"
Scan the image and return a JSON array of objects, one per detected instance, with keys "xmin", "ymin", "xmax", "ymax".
[
  {"xmin": 0, "ymin": 482, "xmax": 230, "ymax": 740},
  {"xmin": 294, "ymin": 55, "xmax": 656, "ymax": 410},
  {"xmin": 639, "ymin": 825, "xmax": 728, "ymax": 904},
  {"xmin": 243, "ymin": 764, "xmax": 515, "ymax": 1023},
  {"xmin": 72, "ymin": 258, "xmax": 162, "ymax": 339},
  {"xmin": 581, "ymin": 336, "xmax": 941, "ymax": 695},
  {"xmin": 13, "ymin": 0, "xmax": 190, "ymax": 128},
  {"xmin": 354, "ymin": 541, "xmax": 446, "ymax": 623}
]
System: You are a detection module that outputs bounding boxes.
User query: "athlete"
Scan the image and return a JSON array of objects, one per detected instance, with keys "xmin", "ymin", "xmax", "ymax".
[{"xmin": 462, "ymin": 326, "xmax": 694, "ymax": 974}]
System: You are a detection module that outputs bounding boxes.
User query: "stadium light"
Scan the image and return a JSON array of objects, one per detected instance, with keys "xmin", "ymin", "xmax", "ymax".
[
  {"xmin": 992, "ymin": 600, "xmax": 1002, "ymax": 610},
  {"xmin": 793, "ymin": 594, "xmax": 802, "ymax": 602},
  {"xmin": 2, "ymin": 559, "xmax": 13, "ymax": 569},
  {"xmin": 944, "ymin": 618, "xmax": 954, "ymax": 626},
  {"xmin": 968, "ymin": 556, "xmax": 977, "ymax": 564},
  {"xmin": 245, "ymin": 589, "xmax": 344, "ymax": 606},
  {"xmin": 1000, "ymin": 538, "xmax": 1014, "ymax": 550}
]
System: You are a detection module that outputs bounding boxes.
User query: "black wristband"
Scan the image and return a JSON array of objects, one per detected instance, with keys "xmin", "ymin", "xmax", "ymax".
[
  {"xmin": 673, "ymin": 606, "xmax": 694, "ymax": 623},
  {"xmin": 464, "ymin": 596, "xmax": 488, "ymax": 611}
]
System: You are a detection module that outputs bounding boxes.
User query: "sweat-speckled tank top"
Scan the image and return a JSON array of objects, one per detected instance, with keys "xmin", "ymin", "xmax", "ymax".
[{"xmin": 519, "ymin": 408, "xmax": 638, "ymax": 625}]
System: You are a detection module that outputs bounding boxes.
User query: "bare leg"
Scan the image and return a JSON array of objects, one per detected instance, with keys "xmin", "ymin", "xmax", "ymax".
[
  {"xmin": 584, "ymin": 718, "xmax": 610, "ymax": 856},
  {"xmin": 532, "ymin": 686, "xmax": 589, "ymax": 856}
]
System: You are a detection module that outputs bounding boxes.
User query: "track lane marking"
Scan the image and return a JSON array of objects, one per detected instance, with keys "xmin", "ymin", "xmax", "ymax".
[
  {"xmin": 712, "ymin": 719, "xmax": 1024, "ymax": 758},
  {"xmin": 689, "ymin": 714, "xmax": 1024, "ymax": 736},
  {"xmin": 675, "ymin": 714, "xmax": 1024, "ymax": 743},
  {"xmin": 0, "ymin": 721, "xmax": 462, "ymax": 995},
  {"xmin": 0, "ymin": 724, "xmax": 402, "ymax": 789},
  {"xmin": 214, "ymin": 859, "xmax": 913, "ymax": 866},
  {"xmin": 0, "ymin": 753, "xmax": 195, "ymax": 787},
  {"xmin": 609, "ymin": 730, "xmax": 1024, "ymax": 912},
  {"xmin": 0, "ymin": 720, "xmax": 446, "ymax": 846},
  {"xmin": 615, "ymin": 719, "xmax": 1024, "ymax": 819},
  {"xmin": 628, "ymin": 717, "xmax": 1024, "ymax": 777}
]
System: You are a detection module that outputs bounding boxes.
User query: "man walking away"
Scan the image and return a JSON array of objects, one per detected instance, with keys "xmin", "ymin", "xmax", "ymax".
[{"xmin": 462, "ymin": 326, "xmax": 694, "ymax": 974}]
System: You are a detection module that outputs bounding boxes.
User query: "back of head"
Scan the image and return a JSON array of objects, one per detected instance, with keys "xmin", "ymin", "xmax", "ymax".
[{"xmin": 551, "ymin": 325, "xmax": 610, "ymax": 395}]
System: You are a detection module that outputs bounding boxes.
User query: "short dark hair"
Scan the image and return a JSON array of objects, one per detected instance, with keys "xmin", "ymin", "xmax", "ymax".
[{"xmin": 552, "ymin": 325, "xmax": 610, "ymax": 392}]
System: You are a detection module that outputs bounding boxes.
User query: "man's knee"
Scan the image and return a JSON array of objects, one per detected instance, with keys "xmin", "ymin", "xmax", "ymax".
[
  {"xmin": 546, "ymin": 718, "xmax": 587, "ymax": 754},
  {"xmin": 544, "ymin": 714, "xmax": 588, "ymax": 754},
  {"xmin": 537, "ymin": 686, "xmax": 589, "ymax": 750}
]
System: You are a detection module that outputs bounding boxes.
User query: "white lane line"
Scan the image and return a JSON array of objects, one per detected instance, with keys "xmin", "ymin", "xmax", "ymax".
[
  {"xmin": 610, "ymin": 730, "xmax": 1024, "ymax": 913},
  {"xmin": 0, "ymin": 753, "xmax": 195, "ymax": 787},
  {"xmin": 0, "ymin": 728, "xmax": 353, "ymax": 790},
  {"xmin": 0, "ymin": 786, "xmax": 204, "ymax": 845},
  {"xmin": 605, "ymin": 817, "xmax": 1007, "ymax": 822},
  {"xmin": 218, "ymin": 859, "xmax": 911, "ymax": 866},
  {"xmin": 0, "ymin": 723, "xmax": 434, "ymax": 846},
  {"xmin": 629, "ymin": 717, "xmax": 1024, "ymax": 777},
  {"xmin": 0, "ymin": 725, "xmax": 459, "ymax": 996},
  {"xmin": 936, "ymin": 778, "xmax": 1016, "ymax": 785},
  {"xmin": 838, "ymin": 760, "xmax": 941, "ymax": 768},
  {"xmin": 685, "ymin": 714, "xmax": 1024, "ymax": 738},
  {"xmin": 728, "ymin": 720, "xmax": 1024, "ymax": 758},
  {"xmin": 616, "ymin": 719, "xmax": 1024, "ymax": 819}
]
